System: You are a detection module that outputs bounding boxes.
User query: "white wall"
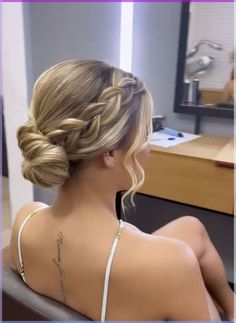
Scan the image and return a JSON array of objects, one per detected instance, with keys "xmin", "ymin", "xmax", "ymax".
[{"xmin": 2, "ymin": 3, "xmax": 34, "ymax": 220}]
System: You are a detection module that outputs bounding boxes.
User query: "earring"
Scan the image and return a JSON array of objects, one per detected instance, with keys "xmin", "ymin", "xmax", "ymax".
[
  {"xmin": 105, "ymin": 158, "xmax": 112, "ymax": 167},
  {"xmin": 104, "ymin": 152, "xmax": 112, "ymax": 167}
]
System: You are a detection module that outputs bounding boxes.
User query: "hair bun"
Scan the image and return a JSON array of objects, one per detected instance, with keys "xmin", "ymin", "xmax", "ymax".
[{"xmin": 17, "ymin": 121, "xmax": 70, "ymax": 187}]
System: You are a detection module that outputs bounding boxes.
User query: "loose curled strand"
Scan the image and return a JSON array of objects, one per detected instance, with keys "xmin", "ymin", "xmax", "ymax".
[{"xmin": 121, "ymin": 89, "xmax": 153, "ymax": 214}]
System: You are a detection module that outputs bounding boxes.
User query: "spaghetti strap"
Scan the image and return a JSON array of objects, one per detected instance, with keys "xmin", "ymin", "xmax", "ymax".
[
  {"xmin": 17, "ymin": 206, "xmax": 48, "ymax": 283},
  {"xmin": 101, "ymin": 219, "xmax": 124, "ymax": 322}
]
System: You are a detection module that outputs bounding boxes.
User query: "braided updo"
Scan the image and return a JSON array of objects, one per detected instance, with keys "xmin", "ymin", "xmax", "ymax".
[{"xmin": 17, "ymin": 60, "xmax": 153, "ymax": 210}]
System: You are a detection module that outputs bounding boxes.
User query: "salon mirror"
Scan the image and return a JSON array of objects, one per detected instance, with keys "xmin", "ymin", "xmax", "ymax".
[{"xmin": 174, "ymin": 3, "xmax": 234, "ymax": 127}]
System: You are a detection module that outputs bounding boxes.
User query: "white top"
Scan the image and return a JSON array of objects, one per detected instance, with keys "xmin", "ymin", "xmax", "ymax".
[{"xmin": 17, "ymin": 206, "xmax": 124, "ymax": 322}]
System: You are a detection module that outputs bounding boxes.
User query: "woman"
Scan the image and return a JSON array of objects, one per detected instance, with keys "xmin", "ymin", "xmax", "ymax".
[{"xmin": 10, "ymin": 60, "xmax": 234, "ymax": 321}]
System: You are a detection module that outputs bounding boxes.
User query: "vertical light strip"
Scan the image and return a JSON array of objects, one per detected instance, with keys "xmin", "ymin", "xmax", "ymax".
[{"xmin": 120, "ymin": 2, "xmax": 134, "ymax": 72}]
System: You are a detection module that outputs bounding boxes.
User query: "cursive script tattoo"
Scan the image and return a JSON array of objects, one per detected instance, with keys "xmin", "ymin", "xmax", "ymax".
[{"xmin": 52, "ymin": 231, "xmax": 68, "ymax": 304}]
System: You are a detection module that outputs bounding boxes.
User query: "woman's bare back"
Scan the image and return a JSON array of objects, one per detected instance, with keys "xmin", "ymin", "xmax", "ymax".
[{"xmin": 10, "ymin": 202, "xmax": 215, "ymax": 321}]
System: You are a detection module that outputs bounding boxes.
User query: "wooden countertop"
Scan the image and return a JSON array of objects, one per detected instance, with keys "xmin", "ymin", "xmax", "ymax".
[{"xmin": 150, "ymin": 136, "xmax": 233, "ymax": 162}]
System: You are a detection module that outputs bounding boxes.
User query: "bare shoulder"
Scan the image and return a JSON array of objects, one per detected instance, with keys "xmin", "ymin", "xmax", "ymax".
[
  {"xmin": 11, "ymin": 201, "xmax": 49, "ymax": 240},
  {"xmin": 123, "ymin": 231, "xmax": 211, "ymax": 320},
  {"xmin": 13, "ymin": 201, "xmax": 49, "ymax": 224},
  {"xmin": 9, "ymin": 202, "xmax": 49, "ymax": 271}
]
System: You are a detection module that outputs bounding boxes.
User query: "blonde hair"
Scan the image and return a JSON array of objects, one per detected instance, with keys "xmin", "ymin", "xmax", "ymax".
[{"xmin": 17, "ymin": 60, "xmax": 153, "ymax": 214}]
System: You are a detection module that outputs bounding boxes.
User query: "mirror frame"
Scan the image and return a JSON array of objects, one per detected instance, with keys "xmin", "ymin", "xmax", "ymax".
[{"xmin": 174, "ymin": 3, "xmax": 234, "ymax": 124}]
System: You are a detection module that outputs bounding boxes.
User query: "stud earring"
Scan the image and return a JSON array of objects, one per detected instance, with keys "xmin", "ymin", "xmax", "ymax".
[{"xmin": 106, "ymin": 159, "xmax": 112, "ymax": 167}]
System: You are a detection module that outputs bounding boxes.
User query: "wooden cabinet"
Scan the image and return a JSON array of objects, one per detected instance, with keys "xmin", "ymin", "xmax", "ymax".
[{"xmin": 139, "ymin": 136, "xmax": 233, "ymax": 214}]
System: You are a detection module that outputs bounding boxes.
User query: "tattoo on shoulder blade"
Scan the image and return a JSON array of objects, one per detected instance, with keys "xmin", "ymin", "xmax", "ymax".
[{"xmin": 52, "ymin": 231, "xmax": 68, "ymax": 304}]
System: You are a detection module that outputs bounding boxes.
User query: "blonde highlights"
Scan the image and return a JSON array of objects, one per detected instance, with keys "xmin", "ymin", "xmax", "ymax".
[{"xmin": 17, "ymin": 60, "xmax": 153, "ymax": 214}]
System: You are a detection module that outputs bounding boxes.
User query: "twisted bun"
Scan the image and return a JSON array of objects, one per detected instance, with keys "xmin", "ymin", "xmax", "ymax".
[{"xmin": 17, "ymin": 121, "xmax": 70, "ymax": 187}]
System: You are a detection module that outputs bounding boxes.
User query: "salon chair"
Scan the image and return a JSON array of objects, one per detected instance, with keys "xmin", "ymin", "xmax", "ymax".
[{"xmin": 2, "ymin": 247, "xmax": 92, "ymax": 321}]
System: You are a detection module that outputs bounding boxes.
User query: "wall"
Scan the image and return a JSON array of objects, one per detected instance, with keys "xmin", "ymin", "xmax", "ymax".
[
  {"xmin": 26, "ymin": 3, "xmax": 121, "ymax": 90},
  {"xmin": 132, "ymin": 2, "xmax": 233, "ymax": 137},
  {"xmin": 23, "ymin": 3, "xmax": 121, "ymax": 204}
]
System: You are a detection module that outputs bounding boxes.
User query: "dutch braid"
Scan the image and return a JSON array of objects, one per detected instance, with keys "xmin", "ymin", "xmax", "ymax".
[{"xmin": 44, "ymin": 76, "xmax": 143, "ymax": 157}]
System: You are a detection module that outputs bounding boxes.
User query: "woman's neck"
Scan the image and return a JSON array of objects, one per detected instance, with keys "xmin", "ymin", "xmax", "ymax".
[{"xmin": 50, "ymin": 173, "xmax": 119, "ymax": 224}]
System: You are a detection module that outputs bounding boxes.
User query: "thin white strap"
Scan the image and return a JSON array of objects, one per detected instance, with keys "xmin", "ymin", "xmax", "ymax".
[
  {"xmin": 101, "ymin": 219, "xmax": 124, "ymax": 322},
  {"xmin": 17, "ymin": 206, "xmax": 48, "ymax": 283}
]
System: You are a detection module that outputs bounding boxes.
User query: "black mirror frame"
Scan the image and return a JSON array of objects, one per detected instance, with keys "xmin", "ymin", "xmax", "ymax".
[{"xmin": 174, "ymin": 3, "xmax": 234, "ymax": 133}]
